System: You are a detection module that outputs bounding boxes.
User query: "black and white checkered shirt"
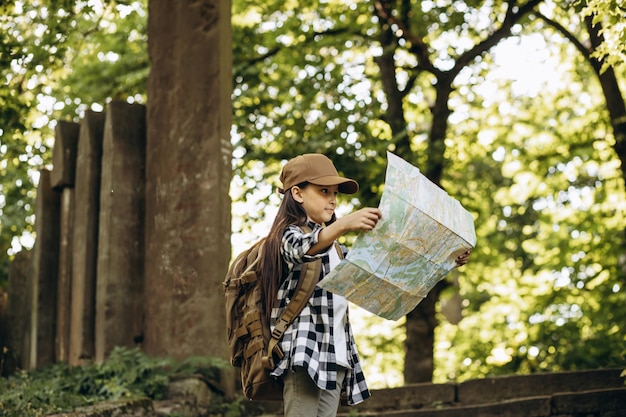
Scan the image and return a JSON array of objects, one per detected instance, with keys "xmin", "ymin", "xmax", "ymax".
[{"xmin": 270, "ymin": 222, "xmax": 371, "ymax": 405}]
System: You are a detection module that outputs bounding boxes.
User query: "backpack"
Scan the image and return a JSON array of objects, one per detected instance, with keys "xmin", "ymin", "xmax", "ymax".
[{"xmin": 223, "ymin": 236, "xmax": 325, "ymax": 401}]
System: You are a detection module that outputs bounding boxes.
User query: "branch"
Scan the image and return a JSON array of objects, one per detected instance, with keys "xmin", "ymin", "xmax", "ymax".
[
  {"xmin": 373, "ymin": 0, "xmax": 440, "ymax": 76},
  {"xmin": 534, "ymin": 11, "xmax": 591, "ymax": 61},
  {"xmin": 401, "ymin": 73, "xmax": 418, "ymax": 99},
  {"xmin": 373, "ymin": 0, "xmax": 545, "ymax": 81},
  {"xmin": 245, "ymin": 46, "xmax": 282, "ymax": 67},
  {"xmin": 454, "ymin": 0, "xmax": 545, "ymax": 76},
  {"xmin": 238, "ymin": 27, "xmax": 353, "ymax": 70}
]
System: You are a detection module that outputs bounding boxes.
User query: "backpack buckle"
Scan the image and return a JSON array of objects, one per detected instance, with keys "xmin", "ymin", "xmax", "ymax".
[
  {"xmin": 262, "ymin": 355, "xmax": 274, "ymax": 369},
  {"xmin": 271, "ymin": 317, "xmax": 289, "ymax": 339}
]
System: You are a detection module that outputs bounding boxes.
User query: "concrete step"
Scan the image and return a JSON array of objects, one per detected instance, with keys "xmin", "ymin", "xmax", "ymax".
[
  {"xmin": 44, "ymin": 368, "xmax": 625, "ymax": 416},
  {"xmin": 339, "ymin": 367, "xmax": 624, "ymax": 415},
  {"xmin": 457, "ymin": 367, "xmax": 624, "ymax": 406},
  {"xmin": 551, "ymin": 387, "xmax": 626, "ymax": 416},
  {"xmin": 337, "ymin": 387, "xmax": 626, "ymax": 417}
]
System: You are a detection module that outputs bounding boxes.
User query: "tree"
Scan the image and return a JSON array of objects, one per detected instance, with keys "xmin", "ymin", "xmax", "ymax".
[
  {"xmin": 0, "ymin": 0, "xmax": 69, "ymax": 285},
  {"xmin": 2, "ymin": 0, "xmax": 624, "ymax": 386},
  {"xmin": 371, "ymin": 0, "xmax": 549, "ymax": 382},
  {"xmin": 435, "ymin": 47, "xmax": 626, "ymax": 379},
  {"xmin": 578, "ymin": 0, "xmax": 626, "ymax": 70},
  {"xmin": 230, "ymin": 0, "xmax": 625, "ymax": 383},
  {"xmin": 0, "ymin": 0, "xmax": 147, "ymax": 286},
  {"xmin": 537, "ymin": 3, "xmax": 626, "ymax": 182}
]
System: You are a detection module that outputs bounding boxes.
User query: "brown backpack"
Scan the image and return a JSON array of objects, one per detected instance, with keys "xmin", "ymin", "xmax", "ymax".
[{"xmin": 223, "ymin": 237, "xmax": 324, "ymax": 401}]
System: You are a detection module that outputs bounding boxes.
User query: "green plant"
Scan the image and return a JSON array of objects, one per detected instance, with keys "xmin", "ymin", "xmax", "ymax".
[{"xmin": 0, "ymin": 347, "xmax": 229, "ymax": 416}]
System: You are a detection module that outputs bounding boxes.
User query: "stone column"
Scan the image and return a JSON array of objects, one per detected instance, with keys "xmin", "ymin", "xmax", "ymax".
[
  {"xmin": 51, "ymin": 121, "xmax": 80, "ymax": 187},
  {"xmin": 50, "ymin": 121, "xmax": 80, "ymax": 363},
  {"xmin": 28, "ymin": 169, "xmax": 61, "ymax": 369},
  {"xmin": 6, "ymin": 250, "xmax": 31, "ymax": 373},
  {"xmin": 144, "ymin": 0, "xmax": 232, "ymax": 361},
  {"xmin": 94, "ymin": 101, "xmax": 146, "ymax": 363},
  {"xmin": 56, "ymin": 191, "xmax": 74, "ymax": 362},
  {"xmin": 70, "ymin": 110, "xmax": 105, "ymax": 365}
]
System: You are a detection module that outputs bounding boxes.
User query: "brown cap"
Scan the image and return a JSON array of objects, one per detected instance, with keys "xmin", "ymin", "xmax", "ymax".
[{"xmin": 278, "ymin": 154, "xmax": 359, "ymax": 194}]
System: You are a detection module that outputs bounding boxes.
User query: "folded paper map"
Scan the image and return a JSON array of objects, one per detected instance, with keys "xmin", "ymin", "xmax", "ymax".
[{"xmin": 318, "ymin": 152, "xmax": 476, "ymax": 320}]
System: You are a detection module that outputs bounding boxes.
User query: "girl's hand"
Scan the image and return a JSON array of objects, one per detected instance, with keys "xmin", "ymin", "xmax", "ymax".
[
  {"xmin": 311, "ymin": 207, "xmax": 382, "ymax": 255},
  {"xmin": 339, "ymin": 207, "xmax": 383, "ymax": 232},
  {"xmin": 455, "ymin": 250, "xmax": 472, "ymax": 267}
]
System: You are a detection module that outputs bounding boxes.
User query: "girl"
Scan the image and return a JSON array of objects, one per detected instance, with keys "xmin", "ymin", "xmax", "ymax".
[
  {"xmin": 260, "ymin": 153, "xmax": 380, "ymax": 416},
  {"xmin": 261, "ymin": 153, "xmax": 470, "ymax": 417}
]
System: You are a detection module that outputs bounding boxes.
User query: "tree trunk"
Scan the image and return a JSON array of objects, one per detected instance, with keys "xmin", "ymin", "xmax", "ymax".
[
  {"xmin": 374, "ymin": 0, "xmax": 411, "ymax": 156},
  {"xmin": 584, "ymin": 16, "xmax": 626, "ymax": 183},
  {"xmin": 404, "ymin": 282, "xmax": 444, "ymax": 383},
  {"xmin": 372, "ymin": 0, "xmax": 543, "ymax": 383},
  {"xmin": 583, "ymin": 16, "xmax": 626, "ymax": 282},
  {"xmin": 404, "ymin": 78, "xmax": 453, "ymax": 383}
]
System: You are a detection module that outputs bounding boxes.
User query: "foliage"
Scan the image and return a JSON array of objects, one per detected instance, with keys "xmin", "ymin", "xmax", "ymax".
[
  {"xmin": 230, "ymin": 0, "xmax": 626, "ymax": 384},
  {"xmin": 350, "ymin": 306, "xmax": 405, "ymax": 388},
  {"xmin": 231, "ymin": 0, "xmax": 388, "ymax": 208},
  {"xmin": 578, "ymin": 0, "xmax": 626, "ymax": 71},
  {"xmin": 434, "ymin": 38, "xmax": 626, "ymax": 381},
  {"xmin": 0, "ymin": 0, "xmax": 147, "ymax": 287},
  {"xmin": 0, "ymin": 0, "xmax": 624, "ymax": 390},
  {"xmin": 0, "ymin": 346, "xmax": 229, "ymax": 416}
]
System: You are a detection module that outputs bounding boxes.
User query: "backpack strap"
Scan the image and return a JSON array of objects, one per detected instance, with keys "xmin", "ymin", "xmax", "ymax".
[
  {"xmin": 262, "ymin": 240, "xmax": 344, "ymax": 370},
  {"xmin": 333, "ymin": 241, "xmax": 344, "ymax": 260},
  {"xmin": 263, "ymin": 258, "xmax": 321, "ymax": 369}
]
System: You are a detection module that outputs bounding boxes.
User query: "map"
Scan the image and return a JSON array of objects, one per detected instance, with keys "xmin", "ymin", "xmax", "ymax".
[{"xmin": 318, "ymin": 152, "xmax": 476, "ymax": 320}]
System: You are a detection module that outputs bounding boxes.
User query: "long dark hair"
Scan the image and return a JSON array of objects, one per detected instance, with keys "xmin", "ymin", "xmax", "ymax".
[
  {"xmin": 259, "ymin": 185, "xmax": 309, "ymax": 318},
  {"xmin": 233, "ymin": 182, "xmax": 338, "ymax": 319}
]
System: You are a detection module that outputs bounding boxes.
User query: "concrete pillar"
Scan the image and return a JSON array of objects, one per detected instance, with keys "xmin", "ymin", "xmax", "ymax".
[
  {"xmin": 144, "ymin": 0, "xmax": 232, "ymax": 361},
  {"xmin": 70, "ymin": 110, "xmax": 105, "ymax": 365},
  {"xmin": 6, "ymin": 250, "xmax": 31, "ymax": 373},
  {"xmin": 50, "ymin": 121, "xmax": 80, "ymax": 363},
  {"xmin": 28, "ymin": 169, "xmax": 61, "ymax": 369},
  {"xmin": 51, "ymin": 121, "xmax": 80, "ymax": 188},
  {"xmin": 57, "ymin": 189, "xmax": 74, "ymax": 362},
  {"xmin": 94, "ymin": 101, "xmax": 146, "ymax": 363}
]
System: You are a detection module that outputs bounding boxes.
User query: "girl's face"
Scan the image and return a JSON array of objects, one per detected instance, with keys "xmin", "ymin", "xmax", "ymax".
[{"xmin": 292, "ymin": 184, "xmax": 339, "ymax": 225}]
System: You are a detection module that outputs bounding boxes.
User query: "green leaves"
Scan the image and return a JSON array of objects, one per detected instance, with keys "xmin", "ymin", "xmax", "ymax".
[
  {"xmin": 1, "ymin": 0, "xmax": 624, "ymax": 387},
  {"xmin": 0, "ymin": 1, "xmax": 149, "ymax": 285},
  {"xmin": 0, "ymin": 347, "xmax": 228, "ymax": 415},
  {"xmin": 579, "ymin": 0, "xmax": 626, "ymax": 71},
  {"xmin": 435, "ymin": 41, "xmax": 626, "ymax": 381}
]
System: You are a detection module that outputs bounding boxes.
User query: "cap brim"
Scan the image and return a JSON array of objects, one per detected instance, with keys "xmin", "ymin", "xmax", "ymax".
[{"xmin": 309, "ymin": 176, "xmax": 359, "ymax": 194}]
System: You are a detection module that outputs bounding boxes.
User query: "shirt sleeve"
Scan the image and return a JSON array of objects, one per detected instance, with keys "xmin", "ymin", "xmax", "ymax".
[{"xmin": 281, "ymin": 223, "xmax": 327, "ymax": 266}]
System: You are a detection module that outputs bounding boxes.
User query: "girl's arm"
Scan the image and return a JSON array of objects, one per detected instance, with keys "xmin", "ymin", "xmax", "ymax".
[
  {"xmin": 307, "ymin": 207, "xmax": 382, "ymax": 255},
  {"xmin": 307, "ymin": 207, "xmax": 472, "ymax": 268}
]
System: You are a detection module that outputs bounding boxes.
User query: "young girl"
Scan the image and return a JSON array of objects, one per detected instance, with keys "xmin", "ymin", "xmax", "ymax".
[
  {"xmin": 261, "ymin": 153, "xmax": 470, "ymax": 417},
  {"xmin": 259, "ymin": 153, "xmax": 380, "ymax": 416}
]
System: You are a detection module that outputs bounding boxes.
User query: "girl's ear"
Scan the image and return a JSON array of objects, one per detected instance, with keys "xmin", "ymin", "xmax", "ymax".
[{"xmin": 291, "ymin": 186, "xmax": 304, "ymax": 203}]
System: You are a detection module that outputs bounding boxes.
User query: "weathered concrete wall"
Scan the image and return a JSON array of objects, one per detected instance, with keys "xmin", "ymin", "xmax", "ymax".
[
  {"xmin": 28, "ymin": 169, "xmax": 61, "ymax": 369},
  {"xmin": 5, "ymin": 250, "xmax": 30, "ymax": 374},
  {"xmin": 456, "ymin": 367, "xmax": 626, "ymax": 404},
  {"xmin": 57, "ymin": 188, "xmax": 74, "ymax": 363},
  {"xmin": 51, "ymin": 121, "xmax": 80, "ymax": 363},
  {"xmin": 70, "ymin": 110, "xmax": 105, "ymax": 365},
  {"xmin": 94, "ymin": 101, "xmax": 146, "ymax": 363},
  {"xmin": 7, "ymin": 0, "xmax": 234, "ymax": 375},
  {"xmin": 144, "ymin": 0, "xmax": 232, "ymax": 361},
  {"xmin": 50, "ymin": 121, "xmax": 80, "ymax": 189}
]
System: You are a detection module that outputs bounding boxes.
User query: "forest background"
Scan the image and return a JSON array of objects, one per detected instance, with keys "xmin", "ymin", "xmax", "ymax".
[{"xmin": 1, "ymin": 0, "xmax": 625, "ymax": 388}]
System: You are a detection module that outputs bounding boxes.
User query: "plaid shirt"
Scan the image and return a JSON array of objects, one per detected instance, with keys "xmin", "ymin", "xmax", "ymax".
[{"xmin": 269, "ymin": 222, "xmax": 371, "ymax": 405}]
